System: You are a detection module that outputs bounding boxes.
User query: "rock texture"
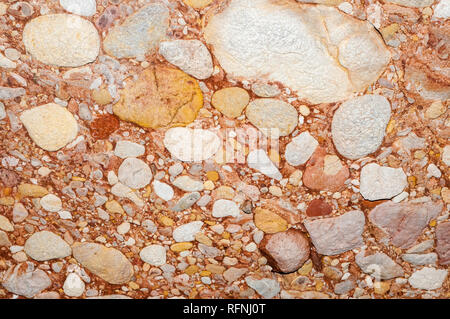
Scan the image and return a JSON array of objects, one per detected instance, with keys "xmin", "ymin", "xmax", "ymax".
[
  {"xmin": 204, "ymin": 0, "xmax": 390, "ymax": 104},
  {"xmin": 24, "ymin": 231, "xmax": 71, "ymax": 261},
  {"xmin": 72, "ymin": 242, "xmax": 134, "ymax": 284},
  {"xmin": 259, "ymin": 229, "xmax": 310, "ymax": 273},
  {"xmin": 369, "ymin": 200, "xmax": 443, "ymax": 248},
  {"xmin": 332, "ymin": 95, "xmax": 391, "ymax": 159},
  {"xmin": 113, "ymin": 66, "xmax": 203, "ymax": 129},
  {"xmin": 304, "ymin": 210, "xmax": 365, "ymax": 255},
  {"xmin": 355, "ymin": 251, "xmax": 404, "ymax": 280},
  {"xmin": 360, "ymin": 163, "xmax": 407, "ymax": 201},
  {"xmin": 23, "ymin": 14, "xmax": 100, "ymax": 67},
  {"xmin": 103, "ymin": 4, "xmax": 169, "ymax": 59},
  {"xmin": 20, "ymin": 103, "xmax": 78, "ymax": 152},
  {"xmin": 436, "ymin": 221, "xmax": 450, "ymax": 265},
  {"xmin": 159, "ymin": 40, "xmax": 213, "ymax": 79},
  {"xmin": 2, "ymin": 262, "xmax": 52, "ymax": 298}
]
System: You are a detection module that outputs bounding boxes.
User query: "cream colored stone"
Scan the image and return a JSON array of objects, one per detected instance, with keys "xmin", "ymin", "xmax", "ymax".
[{"xmin": 20, "ymin": 103, "xmax": 78, "ymax": 151}]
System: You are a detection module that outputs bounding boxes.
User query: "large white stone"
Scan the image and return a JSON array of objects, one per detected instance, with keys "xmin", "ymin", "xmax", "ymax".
[
  {"xmin": 433, "ymin": 0, "xmax": 450, "ymax": 19},
  {"xmin": 360, "ymin": 163, "xmax": 407, "ymax": 201},
  {"xmin": 247, "ymin": 149, "xmax": 282, "ymax": 180},
  {"xmin": 24, "ymin": 231, "xmax": 72, "ymax": 261},
  {"xmin": 63, "ymin": 273, "xmax": 85, "ymax": 297},
  {"xmin": 332, "ymin": 95, "xmax": 391, "ymax": 160},
  {"xmin": 60, "ymin": 0, "xmax": 97, "ymax": 16},
  {"xmin": 23, "ymin": 14, "xmax": 100, "ymax": 67},
  {"xmin": 40, "ymin": 194, "xmax": 62, "ymax": 212},
  {"xmin": 204, "ymin": 0, "xmax": 390, "ymax": 104},
  {"xmin": 20, "ymin": 103, "xmax": 78, "ymax": 152},
  {"xmin": 285, "ymin": 131, "xmax": 318, "ymax": 166},
  {"xmin": 118, "ymin": 158, "xmax": 152, "ymax": 189},
  {"xmin": 173, "ymin": 221, "xmax": 203, "ymax": 242},
  {"xmin": 139, "ymin": 245, "xmax": 166, "ymax": 266},
  {"xmin": 212, "ymin": 199, "xmax": 240, "ymax": 218},
  {"xmin": 164, "ymin": 127, "xmax": 221, "ymax": 162},
  {"xmin": 152, "ymin": 180, "xmax": 174, "ymax": 201},
  {"xmin": 408, "ymin": 267, "xmax": 447, "ymax": 290},
  {"xmin": 159, "ymin": 40, "xmax": 214, "ymax": 80},
  {"xmin": 385, "ymin": 0, "xmax": 434, "ymax": 8}
]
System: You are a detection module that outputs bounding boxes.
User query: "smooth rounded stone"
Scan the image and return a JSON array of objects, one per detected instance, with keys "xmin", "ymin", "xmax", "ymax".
[
  {"xmin": 408, "ymin": 267, "xmax": 448, "ymax": 290},
  {"xmin": 385, "ymin": 0, "xmax": 433, "ymax": 7},
  {"xmin": 211, "ymin": 87, "xmax": 250, "ymax": 118},
  {"xmin": 114, "ymin": 141, "xmax": 145, "ymax": 159},
  {"xmin": 304, "ymin": 210, "xmax": 365, "ymax": 255},
  {"xmin": 72, "ymin": 242, "xmax": 134, "ymax": 285},
  {"xmin": 103, "ymin": 4, "xmax": 169, "ymax": 59},
  {"xmin": 173, "ymin": 221, "xmax": 203, "ymax": 242},
  {"xmin": 152, "ymin": 180, "xmax": 174, "ymax": 201},
  {"xmin": 259, "ymin": 229, "xmax": 310, "ymax": 273},
  {"xmin": 247, "ymin": 149, "xmax": 282, "ymax": 180},
  {"xmin": 117, "ymin": 222, "xmax": 130, "ymax": 235},
  {"xmin": 172, "ymin": 176, "xmax": 204, "ymax": 192},
  {"xmin": 401, "ymin": 253, "xmax": 438, "ymax": 266},
  {"xmin": 171, "ymin": 192, "xmax": 201, "ymax": 212},
  {"xmin": 168, "ymin": 163, "xmax": 184, "ymax": 176},
  {"xmin": 164, "ymin": 127, "xmax": 221, "ymax": 162},
  {"xmin": 254, "ymin": 208, "xmax": 288, "ymax": 234},
  {"xmin": 113, "ymin": 66, "xmax": 203, "ymax": 129},
  {"xmin": 355, "ymin": 251, "xmax": 404, "ymax": 280},
  {"xmin": 285, "ymin": 131, "xmax": 318, "ymax": 166},
  {"xmin": 251, "ymin": 82, "xmax": 281, "ymax": 98},
  {"xmin": 245, "ymin": 276, "xmax": 280, "ymax": 299},
  {"xmin": 303, "ymin": 148, "xmax": 349, "ymax": 192},
  {"xmin": 139, "ymin": 245, "xmax": 166, "ymax": 266},
  {"xmin": 159, "ymin": 40, "xmax": 213, "ymax": 80},
  {"xmin": 433, "ymin": 0, "xmax": 450, "ymax": 19},
  {"xmin": 246, "ymin": 99, "xmax": 298, "ymax": 137},
  {"xmin": 2, "ymin": 262, "xmax": 52, "ymax": 298},
  {"xmin": 204, "ymin": 0, "xmax": 390, "ymax": 104},
  {"xmin": 369, "ymin": 200, "xmax": 443, "ymax": 249},
  {"xmin": 332, "ymin": 95, "xmax": 391, "ymax": 160},
  {"xmin": 360, "ymin": 163, "xmax": 407, "ymax": 201},
  {"xmin": 12, "ymin": 203, "xmax": 28, "ymax": 223},
  {"xmin": 306, "ymin": 199, "xmax": 332, "ymax": 217},
  {"xmin": 60, "ymin": 0, "xmax": 96, "ymax": 16},
  {"xmin": 0, "ymin": 52, "xmax": 16, "ymax": 68},
  {"xmin": 0, "ymin": 215, "xmax": 14, "ymax": 232},
  {"xmin": 63, "ymin": 273, "xmax": 85, "ymax": 297},
  {"xmin": 40, "ymin": 194, "xmax": 62, "ymax": 212},
  {"xmin": 334, "ymin": 280, "xmax": 355, "ymax": 295},
  {"xmin": 0, "ymin": 87, "xmax": 26, "ymax": 100},
  {"xmin": 24, "ymin": 231, "xmax": 71, "ymax": 261},
  {"xmin": 212, "ymin": 199, "xmax": 240, "ymax": 218},
  {"xmin": 20, "ymin": 103, "xmax": 78, "ymax": 152},
  {"xmin": 23, "ymin": 14, "xmax": 100, "ymax": 67},
  {"xmin": 118, "ymin": 158, "xmax": 152, "ymax": 189},
  {"xmin": 435, "ymin": 221, "xmax": 450, "ymax": 265}
]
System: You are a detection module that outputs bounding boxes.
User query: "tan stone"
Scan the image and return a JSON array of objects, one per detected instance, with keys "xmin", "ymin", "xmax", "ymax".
[
  {"xmin": 20, "ymin": 103, "xmax": 78, "ymax": 151},
  {"xmin": 254, "ymin": 208, "xmax": 288, "ymax": 234},
  {"xmin": 92, "ymin": 88, "xmax": 113, "ymax": 106},
  {"xmin": 183, "ymin": 0, "xmax": 213, "ymax": 9},
  {"xmin": 211, "ymin": 87, "xmax": 250, "ymax": 118},
  {"xmin": 195, "ymin": 233, "xmax": 213, "ymax": 246},
  {"xmin": 72, "ymin": 242, "xmax": 133, "ymax": 284},
  {"xmin": 425, "ymin": 101, "xmax": 446, "ymax": 119},
  {"xmin": 113, "ymin": 65, "xmax": 203, "ymax": 129},
  {"xmin": 205, "ymin": 264, "xmax": 226, "ymax": 274},
  {"xmin": 0, "ymin": 215, "xmax": 14, "ymax": 232},
  {"xmin": 0, "ymin": 197, "xmax": 14, "ymax": 206},
  {"xmin": 170, "ymin": 242, "xmax": 193, "ymax": 252},
  {"xmin": 18, "ymin": 184, "xmax": 48, "ymax": 198},
  {"xmin": 374, "ymin": 281, "xmax": 391, "ymax": 295},
  {"xmin": 105, "ymin": 200, "xmax": 124, "ymax": 215}
]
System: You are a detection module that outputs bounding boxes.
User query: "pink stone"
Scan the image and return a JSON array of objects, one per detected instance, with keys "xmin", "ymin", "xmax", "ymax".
[
  {"xmin": 369, "ymin": 200, "xmax": 443, "ymax": 249},
  {"xmin": 436, "ymin": 221, "xmax": 450, "ymax": 265},
  {"xmin": 259, "ymin": 229, "xmax": 310, "ymax": 273}
]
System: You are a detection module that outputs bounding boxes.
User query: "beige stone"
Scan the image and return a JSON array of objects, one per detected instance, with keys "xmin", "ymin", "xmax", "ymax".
[
  {"xmin": 254, "ymin": 208, "xmax": 288, "ymax": 234},
  {"xmin": 18, "ymin": 184, "xmax": 48, "ymax": 198},
  {"xmin": 113, "ymin": 65, "xmax": 203, "ymax": 129},
  {"xmin": 20, "ymin": 103, "xmax": 78, "ymax": 151},
  {"xmin": 183, "ymin": 0, "xmax": 213, "ymax": 9},
  {"xmin": 211, "ymin": 87, "xmax": 250, "ymax": 118}
]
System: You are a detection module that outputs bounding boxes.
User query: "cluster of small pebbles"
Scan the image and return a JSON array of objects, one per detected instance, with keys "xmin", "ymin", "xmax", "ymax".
[{"xmin": 0, "ymin": 0, "xmax": 448, "ymax": 300}]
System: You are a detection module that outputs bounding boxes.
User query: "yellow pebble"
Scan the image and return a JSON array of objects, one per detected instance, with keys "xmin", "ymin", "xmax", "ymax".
[
  {"xmin": 206, "ymin": 171, "xmax": 219, "ymax": 181},
  {"xmin": 184, "ymin": 265, "xmax": 199, "ymax": 275},
  {"xmin": 204, "ymin": 180, "xmax": 215, "ymax": 190},
  {"xmin": 170, "ymin": 242, "xmax": 193, "ymax": 252},
  {"xmin": 158, "ymin": 214, "xmax": 174, "ymax": 227}
]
